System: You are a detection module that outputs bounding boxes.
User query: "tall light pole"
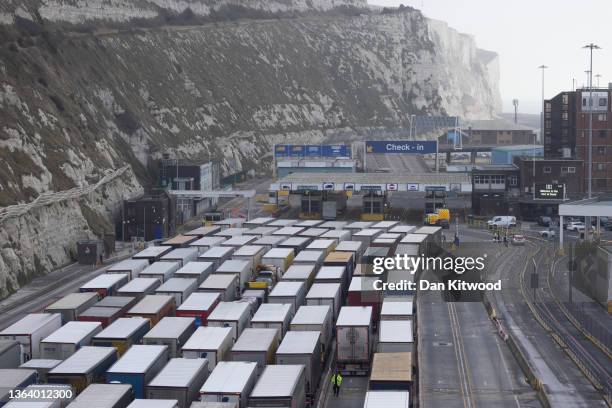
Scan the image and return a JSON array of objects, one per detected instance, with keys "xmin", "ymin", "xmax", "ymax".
[
  {"xmin": 583, "ymin": 43, "xmax": 601, "ymax": 199},
  {"xmin": 535, "ymin": 65, "xmax": 547, "ymax": 200}
]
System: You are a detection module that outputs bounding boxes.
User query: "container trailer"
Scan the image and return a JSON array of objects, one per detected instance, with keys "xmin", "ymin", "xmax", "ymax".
[
  {"xmin": 294, "ymin": 220, "xmax": 323, "ymax": 228},
  {"xmin": 176, "ymin": 292, "xmax": 221, "ymax": 327},
  {"xmin": 398, "ymin": 234, "xmax": 427, "ymax": 256},
  {"xmin": 16, "ymin": 383, "xmax": 74, "ymax": 406},
  {"xmin": 277, "ymin": 237, "xmax": 311, "ymax": 254},
  {"xmin": 359, "ymin": 246, "xmax": 391, "ymax": 277},
  {"xmin": 181, "ymin": 327, "xmax": 233, "ymax": 373},
  {"xmin": 320, "ymin": 229, "xmax": 351, "ymax": 243},
  {"xmin": 242, "ymin": 217, "xmax": 275, "ymax": 228},
  {"xmin": 47, "ymin": 346, "xmax": 117, "ymax": 393},
  {"xmin": 77, "ymin": 306, "xmax": 126, "ymax": 328},
  {"xmin": 184, "ymin": 226, "xmax": 221, "ymax": 238},
  {"xmin": 267, "ymin": 219, "xmax": 298, "ymax": 228},
  {"xmin": 248, "ymin": 365, "xmax": 306, "ymax": 408},
  {"xmin": 189, "ymin": 237, "xmax": 227, "ymax": 254},
  {"xmin": 385, "ymin": 270, "xmax": 415, "ymax": 298},
  {"xmin": 116, "ymin": 278, "xmax": 161, "ymax": 300},
  {"xmin": 0, "ymin": 313, "xmax": 62, "ymax": 362},
  {"xmin": 369, "ymin": 352, "xmax": 412, "ymax": 392},
  {"xmin": 19, "ymin": 359, "xmax": 62, "ymax": 382},
  {"xmin": 388, "ymin": 225, "xmax": 417, "ymax": 236},
  {"xmin": 240, "ymin": 289, "xmax": 266, "ymax": 308},
  {"xmin": 206, "ymin": 302, "xmax": 251, "ymax": 342},
  {"xmin": 132, "ymin": 246, "xmax": 173, "ymax": 264},
  {"xmin": 345, "ymin": 221, "xmax": 373, "ymax": 232},
  {"xmin": 250, "ymin": 303, "xmax": 293, "ymax": 337},
  {"xmin": 44, "ymin": 293, "xmax": 99, "ymax": 324},
  {"xmin": 347, "ymin": 277, "xmax": 381, "ymax": 321},
  {"xmin": 138, "ymin": 262, "xmax": 180, "ymax": 284},
  {"xmin": 125, "ymin": 295, "xmax": 176, "ymax": 327},
  {"xmin": 363, "ymin": 391, "xmax": 410, "ymax": 408},
  {"xmin": 323, "ymin": 252, "xmax": 354, "ymax": 285},
  {"xmin": 143, "ymin": 317, "xmax": 196, "ymax": 358},
  {"xmin": 127, "ymin": 400, "xmax": 179, "ymax": 408},
  {"xmin": 305, "ymin": 283, "xmax": 341, "ymax": 321},
  {"xmin": 281, "ymin": 264, "xmax": 317, "ymax": 288},
  {"xmin": 378, "ymin": 320, "xmax": 413, "ymax": 353},
  {"xmin": 335, "ymin": 241, "xmax": 365, "ymax": 266},
  {"xmin": 413, "ymin": 225, "xmax": 442, "ymax": 245},
  {"xmin": 231, "ymin": 246, "xmax": 265, "ymax": 273},
  {"xmin": 0, "ymin": 369, "xmax": 37, "ymax": 404},
  {"xmin": 380, "ymin": 300, "xmax": 413, "ymax": 321},
  {"xmin": 215, "ymin": 260, "xmax": 252, "ymax": 289},
  {"xmin": 92, "ymin": 317, "xmax": 150, "ymax": 356},
  {"xmin": 198, "ymin": 247, "xmax": 235, "ymax": 269},
  {"xmin": 293, "ymin": 250, "xmax": 325, "ymax": 270},
  {"xmin": 336, "ymin": 306, "xmax": 373, "ymax": 376},
  {"xmin": 268, "ymin": 281, "xmax": 306, "ymax": 314},
  {"xmin": 80, "ymin": 274, "xmax": 129, "ymax": 297},
  {"xmin": 290, "ymin": 305, "xmax": 332, "ymax": 354},
  {"xmin": 261, "ymin": 248, "xmax": 295, "ymax": 277},
  {"xmin": 242, "ymin": 227, "xmax": 278, "ymax": 238},
  {"xmin": 190, "ymin": 402, "xmax": 237, "ymax": 408},
  {"xmin": 314, "ymin": 266, "xmax": 348, "ymax": 297},
  {"xmin": 305, "ymin": 239, "xmax": 336, "ymax": 256},
  {"xmin": 319, "ymin": 221, "xmax": 348, "ymax": 230},
  {"xmin": 198, "ymin": 275, "xmax": 239, "ymax": 302},
  {"xmin": 213, "ymin": 227, "xmax": 248, "ymax": 238},
  {"xmin": 160, "ymin": 248, "xmax": 199, "ymax": 267},
  {"xmin": 106, "ymin": 344, "xmax": 169, "ymax": 399},
  {"xmin": 107, "ymin": 259, "xmax": 150, "ymax": 280},
  {"xmin": 297, "ymin": 228, "xmax": 328, "ymax": 239},
  {"xmin": 230, "ymin": 328, "xmax": 279, "ymax": 376},
  {"xmin": 199, "ymin": 361, "xmax": 257, "ymax": 408},
  {"xmin": 155, "ymin": 278, "xmax": 198, "ymax": 306},
  {"xmin": 174, "ymin": 262, "xmax": 214, "ymax": 284},
  {"xmin": 95, "ymin": 296, "xmax": 137, "ymax": 311},
  {"xmin": 252, "ymin": 236, "xmax": 285, "ymax": 251},
  {"xmin": 146, "ymin": 358, "xmax": 209, "ymax": 408},
  {"xmin": 0, "ymin": 340, "xmax": 20, "ymax": 369},
  {"xmin": 370, "ymin": 221, "xmax": 400, "ymax": 232},
  {"xmin": 162, "ymin": 235, "xmax": 199, "ymax": 249},
  {"xmin": 276, "ymin": 331, "xmax": 322, "ymax": 396},
  {"xmin": 220, "ymin": 236, "xmax": 257, "ymax": 248},
  {"xmin": 352, "ymin": 229, "xmax": 383, "ymax": 247},
  {"xmin": 40, "ymin": 321, "xmax": 103, "ymax": 360},
  {"xmin": 66, "ymin": 383, "xmax": 132, "ymax": 408}
]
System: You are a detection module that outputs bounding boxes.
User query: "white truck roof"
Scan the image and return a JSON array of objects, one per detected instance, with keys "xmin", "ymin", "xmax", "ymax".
[
  {"xmin": 306, "ymin": 239, "xmax": 336, "ymax": 250},
  {"xmin": 221, "ymin": 236, "xmax": 257, "ymax": 247},
  {"xmin": 44, "ymin": 292, "xmax": 98, "ymax": 310},
  {"xmin": 42, "ymin": 321, "xmax": 101, "ymax": 344},
  {"xmin": 267, "ymin": 219, "xmax": 298, "ymax": 227},
  {"xmin": 67, "ymin": 383, "xmax": 132, "ymax": 408},
  {"xmin": 316, "ymin": 266, "xmax": 345, "ymax": 280},
  {"xmin": 270, "ymin": 281, "xmax": 305, "ymax": 297},
  {"xmin": 388, "ymin": 225, "xmax": 417, "ymax": 234},
  {"xmin": 293, "ymin": 250, "xmax": 324, "ymax": 263},
  {"xmin": 379, "ymin": 320, "xmax": 413, "ymax": 343},
  {"xmin": 107, "ymin": 259, "xmax": 149, "ymax": 273},
  {"xmin": 381, "ymin": 301, "xmax": 413, "ymax": 316},
  {"xmin": 118, "ymin": 278, "xmax": 160, "ymax": 293},
  {"xmin": 107, "ymin": 344, "xmax": 167, "ymax": 374},
  {"xmin": 250, "ymin": 365, "xmax": 305, "ymax": 398},
  {"xmin": 141, "ymin": 262, "xmax": 180, "ymax": 275},
  {"xmin": 208, "ymin": 302, "xmax": 250, "ymax": 321},
  {"xmin": 182, "ymin": 327, "xmax": 232, "ymax": 351},
  {"xmin": 133, "ymin": 246, "xmax": 171, "ymax": 258},
  {"xmin": 232, "ymin": 245, "xmax": 265, "ymax": 256},
  {"xmin": 144, "ymin": 317, "xmax": 194, "ymax": 339},
  {"xmin": 148, "ymin": 358, "xmax": 207, "ymax": 388},
  {"xmin": 199, "ymin": 274, "xmax": 237, "ymax": 290},
  {"xmin": 363, "ymin": 391, "xmax": 410, "ymax": 408},
  {"xmin": 156, "ymin": 278, "xmax": 197, "ymax": 293},
  {"xmin": 160, "ymin": 248, "xmax": 198, "ymax": 261},
  {"xmin": 291, "ymin": 306, "xmax": 330, "ymax": 325},
  {"xmin": 251, "ymin": 303, "xmax": 292, "ymax": 323},
  {"xmin": 337, "ymin": 306, "xmax": 372, "ymax": 326},
  {"xmin": 128, "ymin": 295, "xmax": 173, "ymax": 314},
  {"xmin": 306, "ymin": 283, "xmax": 340, "ymax": 299},
  {"xmin": 335, "ymin": 241, "xmax": 364, "ymax": 252},
  {"xmin": 200, "ymin": 361, "xmax": 257, "ymax": 394},
  {"xmin": 400, "ymin": 234, "xmax": 427, "ymax": 244},
  {"xmin": 216, "ymin": 260, "xmax": 250, "ymax": 273},
  {"xmin": 80, "ymin": 274, "xmax": 126, "ymax": 290},
  {"xmin": 175, "ymin": 262, "xmax": 213, "ymax": 276},
  {"xmin": 94, "ymin": 317, "xmax": 149, "ymax": 339},
  {"xmin": 190, "ymin": 236, "xmax": 226, "ymax": 247},
  {"xmin": 49, "ymin": 346, "xmax": 115, "ymax": 374},
  {"xmin": 178, "ymin": 292, "xmax": 220, "ymax": 312},
  {"xmin": 0, "ymin": 313, "xmax": 59, "ymax": 335},
  {"xmin": 262, "ymin": 247, "xmax": 294, "ymax": 259},
  {"xmin": 127, "ymin": 400, "xmax": 179, "ymax": 408},
  {"xmin": 282, "ymin": 264, "xmax": 316, "ymax": 280},
  {"xmin": 232, "ymin": 328, "xmax": 277, "ymax": 352},
  {"xmin": 199, "ymin": 246, "xmax": 234, "ymax": 259},
  {"xmin": 276, "ymin": 331, "xmax": 319, "ymax": 355}
]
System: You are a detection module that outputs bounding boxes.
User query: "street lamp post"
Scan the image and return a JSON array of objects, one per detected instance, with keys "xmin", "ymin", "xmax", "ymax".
[
  {"xmin": 535, "ymin": 65, "xmax": 547, "ymax": 200},
  {"xmin": 583, "ymin": 43, "xmax": 601, "ymax": 199}
]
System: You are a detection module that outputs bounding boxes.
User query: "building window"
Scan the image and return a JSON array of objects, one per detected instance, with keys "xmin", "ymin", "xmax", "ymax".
[
  {"xmin": 600, "ymin": 130, "xmax": 607, "ymax": 138},
  {"xmin": 600, "ymin": 98, "xmax": 608, "ymax": 107},
  {"xmin": 509, "ymin": 176, "xmax": 517, "ymax": 186},
  {"xmin": 598, "ymin": 114, "xmax": 607, "ymax": 122},
  {"xmin": 562, "ymin": 94, "xmax": 569, "ymax": 104},
  {"xmin": 597, "ymin": 163, "xmax": 605, "ymax": 171},
  {"xmin": 598, "ymin": 146, "xmax": 606, "ymax": 155},
  {"xmin": 543, "ymin": 167, "xmax": 552, "ymax": 173},
  {"xmin": 568, "ymin": 167, "xmax": 576, "ymax": 173},
  {"xmin": 562, "ymin": 112, "xmax": 569, "ymax": 120}
]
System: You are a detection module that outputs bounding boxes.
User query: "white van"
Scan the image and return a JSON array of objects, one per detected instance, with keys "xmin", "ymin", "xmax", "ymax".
[{"xmin": 487, "ymin": 216, "xmax": 516, "ymax": 228}]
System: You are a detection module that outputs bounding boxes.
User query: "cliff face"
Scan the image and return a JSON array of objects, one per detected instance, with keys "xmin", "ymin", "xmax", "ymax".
[{"xmin": 0, "ymin": 1, "xmax": 501, "ymax": 296}]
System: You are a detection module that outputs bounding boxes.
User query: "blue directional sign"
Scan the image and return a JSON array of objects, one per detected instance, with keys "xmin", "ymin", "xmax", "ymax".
[
  {"xmin": 275, "ymin": 144, "xmax": 351, "ymax": 158},
  {"xmin": 366, "ymin": 141, "xmax": 438, "ymax": 154}
]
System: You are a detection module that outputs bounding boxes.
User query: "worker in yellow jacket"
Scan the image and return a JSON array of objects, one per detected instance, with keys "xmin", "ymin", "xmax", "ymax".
[{"xmin": 331, "ymin": 371, "xmax": 343, "ymax": 397}]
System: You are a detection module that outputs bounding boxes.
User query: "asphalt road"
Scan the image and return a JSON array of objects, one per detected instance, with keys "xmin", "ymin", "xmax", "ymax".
[{"xmin": 418, "ymin": 239, "xmax": 540, "ymax": 408}]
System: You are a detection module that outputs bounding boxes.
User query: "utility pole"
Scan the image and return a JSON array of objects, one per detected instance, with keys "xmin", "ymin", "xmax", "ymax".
[
  {"xmin": 512, "ymin": 99, "xmax": 519, "ymax": 124},
  {"xmin": 583, "ymin": 43, "xmax": 601, "ymax": 199}
]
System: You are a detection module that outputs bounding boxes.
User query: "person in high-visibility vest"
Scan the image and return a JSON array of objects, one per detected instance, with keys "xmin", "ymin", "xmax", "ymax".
[{"xmin": 331, "ymin": 371, "xmax": 343, "ymax": 397}]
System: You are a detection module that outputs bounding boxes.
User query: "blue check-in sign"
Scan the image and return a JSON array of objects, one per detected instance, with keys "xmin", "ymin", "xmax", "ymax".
[{"xmin": 366, "ymin": 140, "xmax": 437, "ymax": 154}]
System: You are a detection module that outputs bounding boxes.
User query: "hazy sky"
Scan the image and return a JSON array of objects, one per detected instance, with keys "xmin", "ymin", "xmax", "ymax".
[{"xmin": 370, "ymin": 0, "xmax": 611, "ymax": 114}]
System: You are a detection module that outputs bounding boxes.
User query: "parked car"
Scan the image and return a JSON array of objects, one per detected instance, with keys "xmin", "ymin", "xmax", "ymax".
[
  {"xmin": 537, "ymin": 216, "xmax": 552, "ymax": 227},
  {"xmin": 487, "ymin": 216, "xmax": 517, "ymax": 228},
  {"xmin": 539, "ymin": 229, "xmax": 556, "ymax": 238},
  {"xmin": 511, "ymin": 235, "xmax": 526, "ymax": 246},
  {"xmin": 566, "ymin": 221, "xmax": 585, "ymax": 231}
]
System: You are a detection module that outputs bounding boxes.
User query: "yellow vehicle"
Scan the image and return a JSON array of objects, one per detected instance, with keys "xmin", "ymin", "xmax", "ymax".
[{"xmin": 424, "ymin": 208, "xmax": 450, "ymax": 228}]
